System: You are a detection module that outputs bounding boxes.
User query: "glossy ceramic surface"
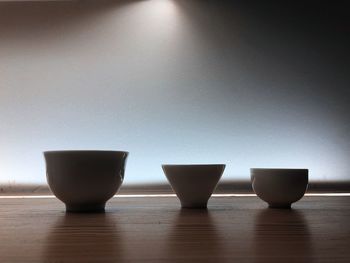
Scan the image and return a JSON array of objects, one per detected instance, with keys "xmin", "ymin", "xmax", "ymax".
[
  {"xmin": 44, "ymin": 150, "xmax": 128, "ymax": 212},
  {"xmin": 251, "ymin": 168, "xmax": 308, "ymax": 208},
  {"xmin": 162, "ymin": 164, "xmax": 225, "ymax": 208}
]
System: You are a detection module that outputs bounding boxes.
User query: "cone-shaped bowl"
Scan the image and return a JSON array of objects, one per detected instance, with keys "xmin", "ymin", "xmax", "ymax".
[{"xmin": 162, "ymin": 164, "xmax": 225, "ymax": 209}]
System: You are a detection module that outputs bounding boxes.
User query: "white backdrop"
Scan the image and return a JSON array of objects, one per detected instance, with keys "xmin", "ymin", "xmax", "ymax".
[{"xmin": 0, "ymin": 0, "xmax": 349, "ymax": 184}]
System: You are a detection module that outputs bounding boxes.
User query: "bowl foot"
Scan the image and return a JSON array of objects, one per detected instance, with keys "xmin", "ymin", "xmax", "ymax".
[
  {"xmin": 268, "ymin": 203, "xmax": 292, "ymax": 209},
  {"xmin": 180, "ymin": 202, "xmax": 208, "ymax": 209},
  {"xmin": 66, "ymin": 203, "xmax": 106, "ymax": 213}
]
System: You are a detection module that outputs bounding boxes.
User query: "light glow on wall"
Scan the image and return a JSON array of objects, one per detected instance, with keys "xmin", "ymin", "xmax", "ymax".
[{"xmin": 0, "ymin": 1, "xmax": 349, "ymax": 185}]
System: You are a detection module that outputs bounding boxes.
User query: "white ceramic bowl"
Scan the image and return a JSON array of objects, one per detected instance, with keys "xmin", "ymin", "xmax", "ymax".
[
  {"xmin": 162, "ymin": 164, "xmax": 225, "ymax": 208},
  {"xmin": 251, "ymin": 168, "xmax": 308, "ymax": 208},
  {"xmin": 44, "ymin": 150, "xmax": 128, "ymax": 212}
]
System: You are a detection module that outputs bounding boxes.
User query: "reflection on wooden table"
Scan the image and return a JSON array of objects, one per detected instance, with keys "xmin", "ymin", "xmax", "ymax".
[{"xmin": 0, "ymin": 196, "xmax": 349, "ymax": 262}]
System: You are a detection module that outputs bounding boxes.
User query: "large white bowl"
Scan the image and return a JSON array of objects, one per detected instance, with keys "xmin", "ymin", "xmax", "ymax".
[{"xmin": 44, "ymin": 150, "xmax": 128, "ymax": 212}]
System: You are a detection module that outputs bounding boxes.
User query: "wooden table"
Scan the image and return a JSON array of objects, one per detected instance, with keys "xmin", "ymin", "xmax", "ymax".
[{"xmin": 0, "ymin": 196, "xmax": 349, "ymax": 262}]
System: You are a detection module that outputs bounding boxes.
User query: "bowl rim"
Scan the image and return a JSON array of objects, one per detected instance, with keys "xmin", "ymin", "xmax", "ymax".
[
  {"xmin": 250, "ymin": 168, "xmax": 308, "ymax": 171},
  {"xmin": 43, "ymin": 150, "xmax": 129, "ymax": 155},
  {"xmin": 162, "ymin": 164, "xmax": 226, "ymax": 168}
]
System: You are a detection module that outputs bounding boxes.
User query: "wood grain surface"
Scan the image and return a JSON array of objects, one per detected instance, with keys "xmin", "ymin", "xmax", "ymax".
[{"xmin": 0, "ymin": 196, "xmax": 349, "ymax": 262}]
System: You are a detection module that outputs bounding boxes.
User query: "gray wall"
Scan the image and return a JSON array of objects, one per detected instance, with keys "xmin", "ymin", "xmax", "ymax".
[{"xmin": 0, "ymin": 0, "xmax": 349, "ymax": 184}]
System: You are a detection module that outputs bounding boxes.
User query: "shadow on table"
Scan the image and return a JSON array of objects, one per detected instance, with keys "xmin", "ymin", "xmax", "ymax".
[
  {"xmin": 42, "ymin": 213, "xmax": 124, "ymax": 262},
  {"xmin": 164, "ymin": 209, "xmax": 224, "ymax": 261},
  {"xmin": 253, "ymin": 208, "xmax": 313, "ymax": 262}
]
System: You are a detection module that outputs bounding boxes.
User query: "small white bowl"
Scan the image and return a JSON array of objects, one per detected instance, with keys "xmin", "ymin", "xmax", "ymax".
[
  {"xmin": 251, "ymin": 168, "xmax": 308, "ymax": 208},
  {"xmin": 162, "ymin": 164, "xmax": 225, "ymax": 208}
]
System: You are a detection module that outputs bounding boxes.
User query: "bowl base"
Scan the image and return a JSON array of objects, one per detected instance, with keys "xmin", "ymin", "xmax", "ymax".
[
  {"xmin": 268, "ymin": 203, "xmax": 292, "ymax": 209},
  {"xmin": 66, "ymin": 203, "xmax": 106, "ymax": 213},
  {"xmin": 180, "ymin": 202, "xmax": 208, "ymax": 209}
]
